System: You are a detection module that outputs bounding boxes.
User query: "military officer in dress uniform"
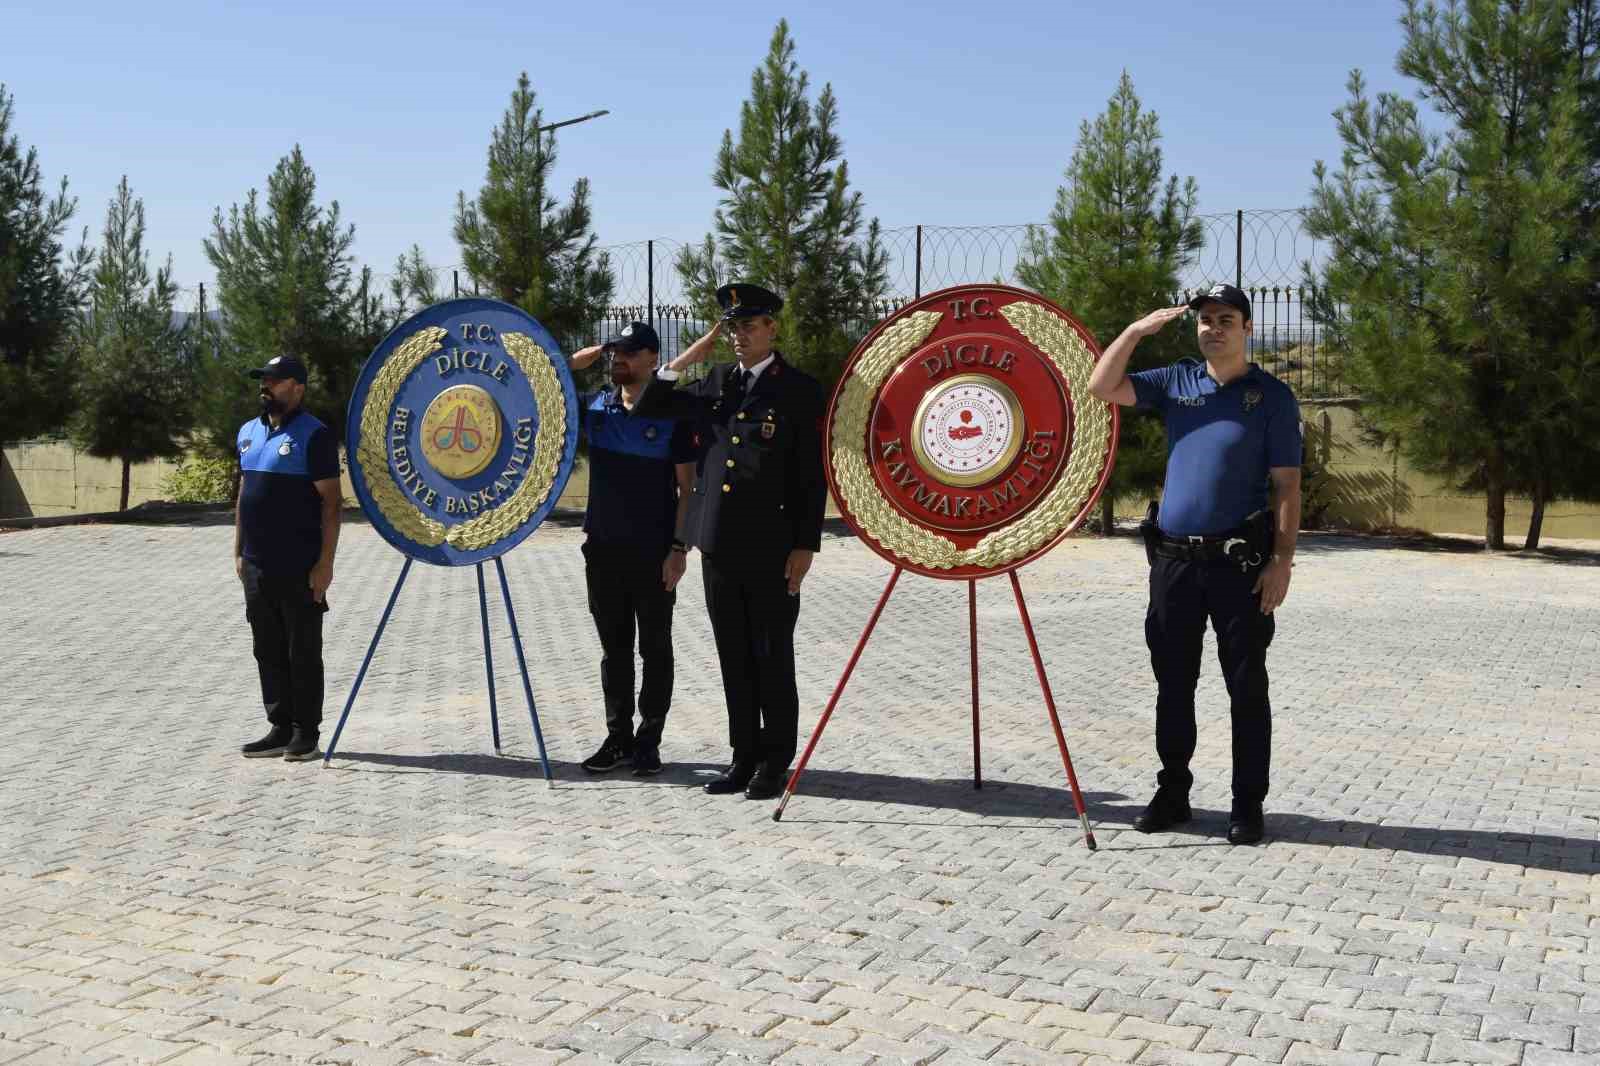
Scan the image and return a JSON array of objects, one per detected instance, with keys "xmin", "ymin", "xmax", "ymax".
[{"xmin": 633, "ymin": 283, "xmax": 828, "ymax": 800}]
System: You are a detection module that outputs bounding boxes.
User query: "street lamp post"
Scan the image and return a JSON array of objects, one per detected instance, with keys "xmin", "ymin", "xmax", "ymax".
[
  {"xmin": 539, "ymin": 109, "xmax": 610, "ymax": 135},
  {"xmin": 531, "ymin": 109, "xmax": 609, "ymax": 305}
]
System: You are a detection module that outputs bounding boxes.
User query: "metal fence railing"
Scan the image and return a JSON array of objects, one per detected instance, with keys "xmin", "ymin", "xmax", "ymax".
[{"xmin": 172, "ymin": 210, "xmax": 1345, "ymax": 399}]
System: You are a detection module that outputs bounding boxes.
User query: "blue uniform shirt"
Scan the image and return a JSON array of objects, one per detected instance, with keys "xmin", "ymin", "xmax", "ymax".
[
  {"xmin": 237, "ymin": 408, "xmax": 340, "ymax": 574},
  {"xmin": 580, "ymin": 389, "xmax": 696, "ymax": 551},
  {"xmin": 1129, "ymin": 359, "xmax": 1301, "ymax": 537}
]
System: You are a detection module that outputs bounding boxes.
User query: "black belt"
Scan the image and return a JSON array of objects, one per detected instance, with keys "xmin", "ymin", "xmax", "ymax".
[{"xmin": 1154, "ymin": 532, "xmax": 1263, "ymax": 569}]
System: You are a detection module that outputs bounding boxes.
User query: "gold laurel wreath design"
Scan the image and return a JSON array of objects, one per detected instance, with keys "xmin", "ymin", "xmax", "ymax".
[
  {"xmin": 357, "ymin": 327, "xmax": 449, "ymax": 546},
  {"xmin": 445, "ymin": 331, "xmax": 566, "ymax": 551},
  {"xmin": 354, "ymin": 327, "xmax": 567, "ymax": 553},
  {"xmin": 830, "ymin": 303, "xmax": 1114, "ymax": 570}
]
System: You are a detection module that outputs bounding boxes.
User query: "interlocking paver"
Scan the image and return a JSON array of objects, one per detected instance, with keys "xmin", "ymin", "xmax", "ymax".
[{"xmin": 3, "ymin": 519, "xmax": 1598, "ymax": 1065}]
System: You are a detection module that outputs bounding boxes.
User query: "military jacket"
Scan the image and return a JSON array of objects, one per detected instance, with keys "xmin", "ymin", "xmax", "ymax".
[{"xmin": 635, "ymin": 353, "xmax": 826, "ymax": 558}]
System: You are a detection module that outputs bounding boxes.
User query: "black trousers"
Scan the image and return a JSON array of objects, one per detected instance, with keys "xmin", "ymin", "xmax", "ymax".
[
  {"xmin": 1144, "ymin": 553, "xmax": 1275, "ymax": 809},
  {"xmin": 701, "ymin": 551, "xmax": 801, "ymax": 771},
  {"xmin": 582, "ymin": 541, "xmax": 676, "ymax": 749},
  {"xmin": 242, "ymin": 560, "xmax": 327, "ymax": 733}
]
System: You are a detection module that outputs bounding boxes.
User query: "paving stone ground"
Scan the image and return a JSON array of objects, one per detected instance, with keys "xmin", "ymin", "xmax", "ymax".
[{"xmin": 2, "ymin": 514, "xmax": 1598, "ymax": 1066}]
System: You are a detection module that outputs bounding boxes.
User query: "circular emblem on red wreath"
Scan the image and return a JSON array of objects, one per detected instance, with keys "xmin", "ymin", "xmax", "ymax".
[{"xmin": 826, "ymin": 284, "xmax": 1120, "ymax": 579}]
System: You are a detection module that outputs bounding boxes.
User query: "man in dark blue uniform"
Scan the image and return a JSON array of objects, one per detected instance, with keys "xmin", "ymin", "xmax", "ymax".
[
  {"xmin": 635, "ymin": 284, "xmax": 828, "ymax": 801},
  {"xmin": 235, "ymin": 355, "xmax": 343, "ymax": 762},
  {"xmin": 1089, "ymin": 284, "xmax": 1302, "ymax": 845},
  {"xmin": 566, "ymin": 322, "xmax": 697, "ymax": 776}
]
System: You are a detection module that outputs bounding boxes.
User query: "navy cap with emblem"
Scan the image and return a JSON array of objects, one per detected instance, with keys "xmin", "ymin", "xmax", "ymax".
[
  {"xmin": 247, "ymin": 354, "xmax": 309, "ymax": 384},
  {"xmin": 715, "ymin": 282, "xmax": 783, "ymax": 322},
  {"xmin": 1186, "ymin": 283, "xmax": 1252, "ymax": 320},
  {"xmin": 602, "ymin": 321, "xmax": 660, "ymax": 354}
]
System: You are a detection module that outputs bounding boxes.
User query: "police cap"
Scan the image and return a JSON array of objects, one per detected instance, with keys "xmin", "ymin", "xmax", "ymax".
[
  {"xmin": 248, "ymin": 354, "xmax": 309, "ymax": 384},
  {"xmin": 716, "ymin": 282, "xmax": 783, "ymax": 322},
  {"xmin": 1186, "ymin": 283, "xmax": 1252, "ymax": 321}
]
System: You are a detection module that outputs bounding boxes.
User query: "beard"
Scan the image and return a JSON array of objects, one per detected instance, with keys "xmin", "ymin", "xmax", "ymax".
[
  {"xmin": 259, "ymin": 392, "xmax": 283, "ymax": 417},
  {"xmin": 609, "ymin": 362, "xmax": 637, "ymax": 387}
]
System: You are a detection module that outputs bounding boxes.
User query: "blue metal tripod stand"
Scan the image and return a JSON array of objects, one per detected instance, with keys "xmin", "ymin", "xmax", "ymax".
[{"xmin": 321, "ymin": 555, "xmax": 553, "ymax": 782}]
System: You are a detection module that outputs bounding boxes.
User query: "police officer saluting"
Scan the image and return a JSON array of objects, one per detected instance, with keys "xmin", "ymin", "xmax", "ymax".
[
  {"xmin": 1088, "ymin": 284, "xmax": 1301, "ymax": 845},
  {"xmin": 635, "ymin": 283, "xmax": 827, "ymax": 801},
  {"xmin": 235, "ymin": 355, "xmax": 343, "ymax": 762},
  {"xmin": 566, "ymin": 323, "xmax": 697, "ymax": 776}
]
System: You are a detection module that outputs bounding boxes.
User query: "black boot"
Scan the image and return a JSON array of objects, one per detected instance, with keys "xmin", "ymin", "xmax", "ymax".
[
  {"xmin": 1133, "ymin": 790, "xmax": 1192, "ymax": 832},
  {"xmin": 241, "ymin": 726, "xmax": 292, "ymax": 758},
  {"xmin": 743, "ymin": 767, "xmax": 787, "ymax": 801},
  {"xmin": 283, "ymin": 729, "xmax": 321, "ymax": 762},
  {"xmin": 703, "ymin": 762, "xmax": 756, "ymax": 795},
  {"xmin": 1228, "ymin": 805, "xmax": 1265, "ymax": 845}
]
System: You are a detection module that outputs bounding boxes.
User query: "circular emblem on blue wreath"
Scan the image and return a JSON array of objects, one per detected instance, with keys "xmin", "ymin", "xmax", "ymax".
[{"xmin": 345, "ymin": 297, "xmax": 580, "ymax": 566}]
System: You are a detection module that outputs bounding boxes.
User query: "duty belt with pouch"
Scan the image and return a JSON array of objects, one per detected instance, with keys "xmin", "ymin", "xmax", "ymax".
[{"xmin": 1150, "ymin": 507, "xmax": 1274, "ymax": 573}]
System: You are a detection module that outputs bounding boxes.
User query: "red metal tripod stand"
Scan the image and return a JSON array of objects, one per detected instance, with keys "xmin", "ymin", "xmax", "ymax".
[{"xmin": 771, "ymin": 566, "xmax": 1097, "ymax": 851}]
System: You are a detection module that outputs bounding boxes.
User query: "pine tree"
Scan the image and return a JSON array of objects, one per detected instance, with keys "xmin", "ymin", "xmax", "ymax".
[
  {"xmin": 1016, "ymin": 72, "xmax": 1203, "ymax": 534},
  {"xmin": 0, "ymin": 84, "xmax": 93, "ymax": 441},
  {"xmin": 200, "ymin": 146, "xmax": 365, "ymax": 457},
  {"xmin": 454, "ymin": 73, "xmax": 614, "ymax": 349},
  {"xmin": 70, "ymin": 177, "xmax": 193, "ymax": 510},
  {"xmin": 388, "ymin": 244, "xmax": 441, "ymax": 317},
  {"xmin": 1306, "ymin": 0, "xmax": 1600, "ymax": 550},
  {"xmin": 676, "ymin": 20, "xmax": 889, "ymax": 386}
]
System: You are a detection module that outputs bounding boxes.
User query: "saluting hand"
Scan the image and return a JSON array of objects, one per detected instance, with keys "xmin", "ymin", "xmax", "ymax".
[
  {"xmin": 663, "ymin": 550, "xmax": 687, "ymax": 592},
  {"xmin": 570, "ymin": 344, "xmax": 606, "ymax": 370},
  {"xmin": 1131, "ymin": 305, "xmax": 1189, "ymax": 338},
  {"xmin": 784, "ymin": 549, "xmax": 813, "ymax": 596}
]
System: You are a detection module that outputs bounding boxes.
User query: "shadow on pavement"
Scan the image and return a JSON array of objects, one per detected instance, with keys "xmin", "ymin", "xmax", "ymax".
[
  {"xmin": 327, "ymin": 749, "xmax": 725, "ymax": 788},
  {"xmin": 782, "ymin": 768, "xmax": 1600, "ymax": 873},
  {"xmin": 320, "ymin": 756, "xmax": 1598, "ymax": 873}
]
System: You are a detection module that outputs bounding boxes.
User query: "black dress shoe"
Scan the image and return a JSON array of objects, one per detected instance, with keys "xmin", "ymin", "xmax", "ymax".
[
  {"xmin": 743, "ymin": 771, "xmax": 786, "ymax": 801},
  {"xmin": 1228, "ymin": 808, "xmax": 1265, "ymax": 845},
  {"xmin": 704, "ymin": 763, "xmax": 756, "ymax": 795},
  {"xmin": 1132, "ymin": 791, "xmax": 1192, "ymax": 833}
]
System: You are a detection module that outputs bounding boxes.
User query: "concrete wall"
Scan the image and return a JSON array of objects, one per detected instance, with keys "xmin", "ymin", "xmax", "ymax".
[
  {"xmin": 8, "ymin": 411, "xmax": 1600, "ymax": 540},
  {"xmin": 1, "ymin": 440, "xmax": 184, "ymax": 518},
  {"xmin": 1300, "ymin": 401, "xmax": 1600, "ymax": 542},
  {"xmin": 0, "ymin": 439, "xmax": 592, "ymax": 520}
]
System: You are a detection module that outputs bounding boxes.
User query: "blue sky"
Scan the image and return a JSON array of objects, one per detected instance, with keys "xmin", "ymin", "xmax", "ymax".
[{"xmin": 4, "ymin": 0, "xmax": 1421, "ymax": 298}]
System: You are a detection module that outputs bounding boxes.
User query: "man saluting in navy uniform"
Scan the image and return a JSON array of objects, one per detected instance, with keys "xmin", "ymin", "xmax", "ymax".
[
  {"xmin": 565, "ymin": 322, "xmax": 697, "ymax": 777},
  {"xmin": 1089, "ymin": 284, "xmax": 1301, "ymax": 846},
  {"xmin": 635, "ymin": 284, "xmax": 828, "ymax": 801}
]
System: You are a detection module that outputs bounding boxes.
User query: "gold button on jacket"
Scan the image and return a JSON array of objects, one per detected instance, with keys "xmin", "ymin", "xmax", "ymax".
[{"xmin": 631, "ymin": 355, "xmax": 827, "ymax": 557}]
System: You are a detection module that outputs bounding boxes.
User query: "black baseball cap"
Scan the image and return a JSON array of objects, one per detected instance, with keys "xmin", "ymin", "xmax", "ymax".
[
  {"xmin": 603, "ymin": 321, "xmax": 660, "ymax": 354},
  {"xmin": 248, "ymin": 354, "xmax": 308, "ymax": 384},
  {"xmin": 716, "ymin": 282, "xmax": 783, "ymax": 321},
  {"xmin": 1187, "ymin": 284, "xmax": 1252, "ymax": 320}
]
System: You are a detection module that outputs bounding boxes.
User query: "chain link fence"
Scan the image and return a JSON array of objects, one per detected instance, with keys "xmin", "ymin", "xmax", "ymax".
[{"xmin": 173, "ymin": 209, "xmax": 1344, "ymax": 399}]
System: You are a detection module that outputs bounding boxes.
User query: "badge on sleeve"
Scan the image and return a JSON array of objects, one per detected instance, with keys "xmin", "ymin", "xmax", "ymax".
[{"xmin": 279, "ymin": 441, "xmax": 294, "ymax": 456}]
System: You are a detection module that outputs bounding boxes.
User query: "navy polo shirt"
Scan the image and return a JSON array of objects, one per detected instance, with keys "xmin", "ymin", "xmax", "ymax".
[
  {"xmin": 581, "ymin": 389, "xmax": 695, "ymax": 551},
  {"xmin": 1130, "ymin": 359, "xmax": 1301, "ymax": 537},
  {"xmin": 237, "ymin": 409, "xmax": 340, "ymax": 574}
]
